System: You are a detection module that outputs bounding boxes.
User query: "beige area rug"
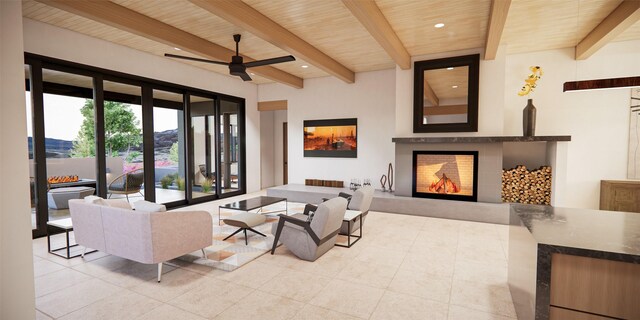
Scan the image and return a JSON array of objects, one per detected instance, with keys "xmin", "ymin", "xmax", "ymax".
[{"xmin": 178, "ymin": 201, "xmax": 306, "ymax": 271}]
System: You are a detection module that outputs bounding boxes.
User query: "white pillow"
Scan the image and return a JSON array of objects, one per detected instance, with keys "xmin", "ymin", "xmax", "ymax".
[
  {"xmin": 84, "ymin": 195, "xmax": 108, "ymax": 206},
  {"xmin": 133, "ymin": 200, "xmax": 166, "ymax": 212}
]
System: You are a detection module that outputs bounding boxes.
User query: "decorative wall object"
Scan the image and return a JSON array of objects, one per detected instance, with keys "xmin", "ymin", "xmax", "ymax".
[
  {"xmin": 387, "ymin": 163, "xmax": 394, "ymax": 192},
  {"xmin": 627, "ymin": 88, "xmax": 640, "ymax": 178},
  {"xmin": 380, "ymin": 174, "xmax": 387, "ymax": 192},
  {"xmin": 413, "ymin": 54, "xmax": 480, "ymax": 133},
  {"xmin": 303, "ymin": 118, "xmax": 357, "ymax": 158},
  {"xmin": 502, "ymin": 165, "xmax": 551, "ymax": 205},
  {"xmin": 517, "ymin": 66, "xmax": 543, "ymax": 137}
]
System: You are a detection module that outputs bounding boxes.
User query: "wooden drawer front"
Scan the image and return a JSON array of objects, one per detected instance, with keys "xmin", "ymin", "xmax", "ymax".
[
  {"xmin": 614, "ymin": 202, "xmax": 636, "ymax": 212},
  {"xmin": 550, "ymin": 254, "xmax": 640, "ymax": 320},
  {"xmin": 550, "ymin": 307, "xmax": 614, "ymax": 320},
  {"xmin": 614, "ymin": 188, "xmax": 635, "ymax": 202}
]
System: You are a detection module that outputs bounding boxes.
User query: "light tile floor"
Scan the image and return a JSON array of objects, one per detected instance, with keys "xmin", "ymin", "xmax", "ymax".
[{"xmin": 33, "ymin": 191, "xmax": 516, "ymax": 320}]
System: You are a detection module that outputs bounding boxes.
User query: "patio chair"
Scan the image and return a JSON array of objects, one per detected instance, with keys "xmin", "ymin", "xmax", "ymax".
[
  {"xmin": 107, "ymin": 168, "xmax": 144, "ymax": 202},
  {"xmin": 270, "ymin": 197, "xmax": 348, "ymax": 261}
]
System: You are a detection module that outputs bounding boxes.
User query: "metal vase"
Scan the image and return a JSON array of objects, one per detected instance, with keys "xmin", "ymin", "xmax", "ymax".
[{"xmin": 523, "ymin": 98, "xmax": 537, "ymax": 137}]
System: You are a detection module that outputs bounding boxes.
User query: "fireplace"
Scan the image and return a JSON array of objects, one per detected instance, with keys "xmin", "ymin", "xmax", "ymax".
[{"xmin": 412, "ymin": 151, "xmax": 478, "ymax": 202}]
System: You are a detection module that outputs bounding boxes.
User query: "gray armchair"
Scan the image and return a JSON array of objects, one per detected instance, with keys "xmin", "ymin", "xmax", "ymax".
[
  {"xmin": 271, "ymin": 197, "xmax": 348, "ymax": 261},
  {"xmin": 340, "ymin": 186, "xmax": 374, "ymax": 235}
]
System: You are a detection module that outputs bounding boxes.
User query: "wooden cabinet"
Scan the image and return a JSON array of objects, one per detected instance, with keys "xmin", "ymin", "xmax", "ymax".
[
  {"xmin": 600, "ymin": 180, "xmax": 640, "ymax": 212},
  {"xmin": 550, "ymin": 254, "xmax": 640, "ymax": 320},
  {"xmin": 549, "ymin": 307, "xmax": 611, "ymax": 320}
]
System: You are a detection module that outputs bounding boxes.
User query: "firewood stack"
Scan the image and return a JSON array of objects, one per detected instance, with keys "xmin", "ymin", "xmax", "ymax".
[{"xmin": 501, "ymin": 165, "xmax": 552, "ymax": 205}]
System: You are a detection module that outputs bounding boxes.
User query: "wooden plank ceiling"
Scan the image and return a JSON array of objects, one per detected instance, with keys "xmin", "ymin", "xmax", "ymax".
[{"xmin": 23, "ymin": 0, "xmax": 640, "ymax": 87}]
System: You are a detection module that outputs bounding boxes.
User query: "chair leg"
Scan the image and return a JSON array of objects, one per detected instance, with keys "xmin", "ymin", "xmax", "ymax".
[
  {"xmin": 108, "ymin": 193, "xmax": 112, "ymax": 199},
  {"xmin": 244, "ymin": 229, "xmax": 248, "ymax": 245},
  {"xmin": 126, "ymin": 194, "xmax": 130, "ymax": 202},
  {"xmin": 271, "ymin": 219, "xmax": 285, "ymax": 254},
  {"xmin": 81, "ymin": 247, "xmax": 87, "ymax": 258},
  {"xmin": 247, "ymin": 227, "xmax": 267, "ymax": 238},
  {"xmin": 157, "ymin": 263, "xmax": 163, "ymax": 282},
  {"xmin": 223, "ymin": 228, "xmax": 244, "ymax": 241},
  {"xmin": 201, "ymin": 249, "xmax": 206, "ymax": 259}
]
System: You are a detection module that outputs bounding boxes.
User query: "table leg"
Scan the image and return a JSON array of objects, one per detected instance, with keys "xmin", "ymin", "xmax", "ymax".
[
  {"xmin": 47, "ymin": 226, "xmax": 51, "ymax": 253},
  {"xmin": 66, "ymin": 229, "xmax": 71, "ymax": 259},
  {"xmin": 347, "ymin": 220, "xmax": 352, "ymax": 247}
]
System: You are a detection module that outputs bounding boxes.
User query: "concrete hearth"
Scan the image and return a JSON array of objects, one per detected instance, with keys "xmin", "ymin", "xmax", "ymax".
[{"xmin": 266, "ymin": 184, "xmax": 509, "ymax": 224}]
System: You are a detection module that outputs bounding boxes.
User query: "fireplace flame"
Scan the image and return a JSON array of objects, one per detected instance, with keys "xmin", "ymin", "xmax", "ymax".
[{"xmin": 428, "ymin": 173, "xmax": 460, "ymax": 194}]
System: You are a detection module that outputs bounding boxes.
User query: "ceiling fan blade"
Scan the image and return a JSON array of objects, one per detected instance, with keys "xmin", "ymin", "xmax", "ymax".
[
  {"xmin": 245, "ymin": 55, "xmax": 296, "ymax": 68},
  {"xmin": 164, "ymin": 53, "xmax": 228, "ymax": 66},
  {"xmin": 238, "ymin": 72, "xmax": 252, "ymax": 81}
]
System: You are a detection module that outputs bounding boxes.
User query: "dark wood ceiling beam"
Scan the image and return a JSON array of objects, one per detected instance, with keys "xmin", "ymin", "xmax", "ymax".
[
  {"xmin": 189, "ymin": 0, "xmax": 355, "ymax": 84},
  {"xmin": 35, "ymin": 0, "xmax": 303, "ymax": 88}
]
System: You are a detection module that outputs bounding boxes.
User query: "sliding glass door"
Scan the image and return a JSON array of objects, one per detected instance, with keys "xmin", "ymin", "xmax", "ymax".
[
  {"xmin": 153, "ymin": 89, "xmax": 186, "ymax": 204},
  {"xmin": 219, "ymin": 99, "xmax": 243, "ymax": 195},
  {"xmin": 189, "ymin": 95, "xmax": 217, "ymax": 200},
  {"xmin": 102, "ymin": 80, "xmax": 144, "ymax": 202},
  {"xmin": 25, "ymin": 54, "xmax": 246, "ymax": 237},
  {"xmin": 42, "ymin": 68, "xmax": 96, "ymax": 224}
]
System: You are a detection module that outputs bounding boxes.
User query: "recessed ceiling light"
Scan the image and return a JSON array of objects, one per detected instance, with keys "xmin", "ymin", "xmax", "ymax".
[
  {"xmin": 174, "ymin": 47, "xmax": 181, "ymax": 51},
  {"xmin": 447, "ymin": 67, "xmax": 454, "ymax": 70},
  {"xmin": 250, "ymin": 73, "xmax": 255, "ymax": 75},
  {"xmin": 434, "ymin": 23, "xmax": 445, "ymax": 28},
  {"xmin": 301, "ymin": 65, "xmax": 309, "ymax": 68},
  {"xmin": 452, "ymin": 85, "xmax": 458, "ymax": 89}
]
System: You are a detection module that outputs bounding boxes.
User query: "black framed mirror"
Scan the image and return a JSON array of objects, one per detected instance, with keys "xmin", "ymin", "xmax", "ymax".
[{"xmin": 413, "ymin": 54, "xmax": 480, "ymax": 133}]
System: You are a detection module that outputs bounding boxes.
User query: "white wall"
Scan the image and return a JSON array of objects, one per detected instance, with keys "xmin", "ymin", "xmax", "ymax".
[
  {"xmin": 258, "ymin": 69, "xmax": 396, "ymax": 185},
  {"xmin": 504, "ymin": 40, "xmax": 640, "ymax": 209},
  {"xmin": 1, "ymin": 2, "xmax": 36, "ymax": 319},
  {"xmin": 260, "ymin": 109, "xmax": 287, "ymax": 188},
  {"xmin": 22, "ymin": 19, "xmax": 262, "ymax": 192},
  {"xmin": 260, "ymin": 111, "xmax": 275, "ymax": 188}
]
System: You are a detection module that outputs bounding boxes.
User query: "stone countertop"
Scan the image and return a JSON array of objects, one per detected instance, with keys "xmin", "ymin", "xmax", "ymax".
[
  {"xmin": 392, "ymin": 136, "xmax": 571, "ymax": 143},
  {"xmin": 511, "ymin": 204, "xmax": 640, "ymax": 259}
]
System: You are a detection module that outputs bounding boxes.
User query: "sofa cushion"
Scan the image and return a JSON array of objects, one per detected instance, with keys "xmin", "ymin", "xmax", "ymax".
[
  {"xmin": 104, "ymin": 199, "xmax": 132, "ymax": 210},
  {"xmin": 133, "ymin": 200, "xmax": 166, "ymax": 212},
  {"xmin": 84, "ymin": 195, "xmax": 108, "ymax": 206}
]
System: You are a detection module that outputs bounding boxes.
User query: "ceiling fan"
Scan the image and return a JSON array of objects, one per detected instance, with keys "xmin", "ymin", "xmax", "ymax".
[{"xmin": 164, "ymin": 34, "xmax": 295, "ymax": 81}]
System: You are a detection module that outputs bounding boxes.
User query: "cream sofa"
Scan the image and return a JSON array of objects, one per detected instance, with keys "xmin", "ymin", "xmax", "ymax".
[{"xmin": 68, "ymin": 199, "xmax": 212, "ymax": 282}]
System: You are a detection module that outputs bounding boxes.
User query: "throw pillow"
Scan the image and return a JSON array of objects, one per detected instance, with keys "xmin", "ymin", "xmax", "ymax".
[
  {"xmin": 133, "ymin": 200, "xmax": 166, "ymax": 212},
  {"xmin": 306, "ymin": 210, "xmax": 315, "ymax": 223},
  {"xmin": 84, "ymin": 195, "xmax": 108, "ymax": 206}
]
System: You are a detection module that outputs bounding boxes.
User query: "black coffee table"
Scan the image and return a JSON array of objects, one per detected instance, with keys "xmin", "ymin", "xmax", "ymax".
[{"xmin": 218, "ymin": 196, "xmax": 287, "ymax": 225}]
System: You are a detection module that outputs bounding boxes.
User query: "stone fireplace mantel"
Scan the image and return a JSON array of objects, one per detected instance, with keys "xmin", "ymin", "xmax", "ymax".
[
  {"xmin": 394, "ymin": 135, "xmax": 570, "ymax": 207},
  {"xmin": 392, "ymin": 135, "xmax": 571, "ymax": 144}
]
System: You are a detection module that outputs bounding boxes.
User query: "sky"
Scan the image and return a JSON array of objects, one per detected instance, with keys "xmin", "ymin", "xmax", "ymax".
[{"xmin": 26, "ymin": 93, "xmax": 179, "ymax": 140}]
